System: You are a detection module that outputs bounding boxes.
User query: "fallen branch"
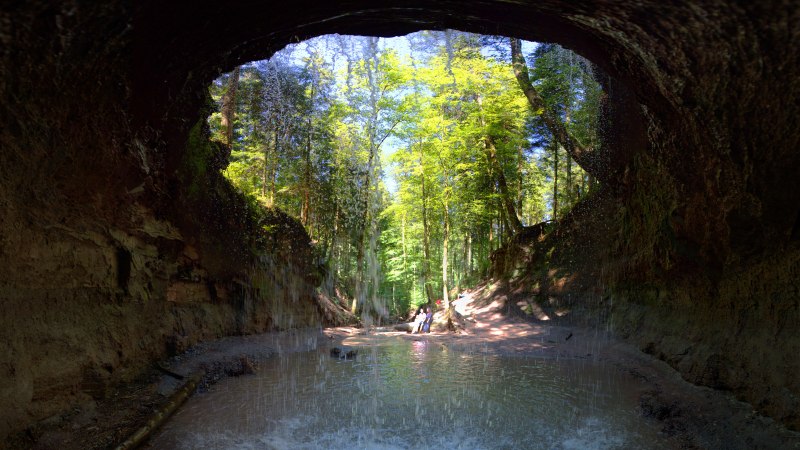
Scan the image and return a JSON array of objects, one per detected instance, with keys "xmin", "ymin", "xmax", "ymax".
[{"xmin": 113, "ymin": 371, "xmax": 204, "ymax": 450}]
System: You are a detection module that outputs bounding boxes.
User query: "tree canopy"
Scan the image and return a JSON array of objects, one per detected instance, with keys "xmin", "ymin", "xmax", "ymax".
[{"xmin": 207, "ymin": 31, "xmax": 602, "ymax": 319}]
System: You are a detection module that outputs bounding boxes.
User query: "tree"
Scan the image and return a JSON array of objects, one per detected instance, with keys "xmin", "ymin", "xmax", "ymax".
[
  {"xmin": 510, "ymin": 38, "xmax": 602, "ymax": 207},
  {"xmin": 220, "ymin": 66, "xmax": 240, "ymax": 147},
  {"xmin": 511, "ymin": 38, "xmax": 592, "ymax": 177},
  {"xmin": 206, "ymin": 32, "xmax": 602, "ymax": 319}
]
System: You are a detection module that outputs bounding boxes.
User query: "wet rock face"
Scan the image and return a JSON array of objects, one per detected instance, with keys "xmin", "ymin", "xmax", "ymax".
[{"xmin": 1, "ymin": 0, "xmax": 799, "ymax": 438}]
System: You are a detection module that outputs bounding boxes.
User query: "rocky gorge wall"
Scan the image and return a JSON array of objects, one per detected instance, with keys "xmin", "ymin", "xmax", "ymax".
[
  {"xmin": 0, "ymin": 181, "xmax": 324, "ymax": 439},
  {"xmin": 2, "ymin": 0, "xmax": 799, "ymax": 439},
  {"xmin": 0, "ymin": 3, "xmax": 329, "ymax": 440},
  {"xmin": 492, "ymin": 179, "xmax": 800, "ymax": 431}
]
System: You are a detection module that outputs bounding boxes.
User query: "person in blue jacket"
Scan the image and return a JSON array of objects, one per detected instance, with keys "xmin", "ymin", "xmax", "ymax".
[{"xmin": 422, "ymin": 306, "xmax": 433, "ymax": 333}]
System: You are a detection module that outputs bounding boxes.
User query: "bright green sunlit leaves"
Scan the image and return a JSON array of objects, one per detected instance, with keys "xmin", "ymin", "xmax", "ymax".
[{"xmin": 208, "ymin": 32, "xmax": 601, "ymax": 316}]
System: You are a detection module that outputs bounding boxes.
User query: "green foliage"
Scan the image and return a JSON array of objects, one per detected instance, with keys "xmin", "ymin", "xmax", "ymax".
[
  {"xmin": 527, "ymin": 43, "xmax": 602, "ymax": 219},
  {"xmin": 205, "ymin": 32, "xmax": 603, "ymax": 317}
]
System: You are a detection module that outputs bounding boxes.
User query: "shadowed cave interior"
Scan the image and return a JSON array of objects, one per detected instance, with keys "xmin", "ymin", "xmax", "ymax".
[{"xmin": 1, "ymin": 0, "xmax": 799, "ymax": 446}]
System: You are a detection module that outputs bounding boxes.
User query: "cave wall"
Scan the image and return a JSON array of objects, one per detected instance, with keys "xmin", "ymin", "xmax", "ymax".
[
  {"xmin": 1, "ymin": 0, "xmax": 799, "ymax": 438},
  {"xmin": 0, "ymin": 2, "xmax": 324, "ymax": 440},
  {"xmin": 487, "ymin": 0, "xmax": 800, "ymax": 426}
]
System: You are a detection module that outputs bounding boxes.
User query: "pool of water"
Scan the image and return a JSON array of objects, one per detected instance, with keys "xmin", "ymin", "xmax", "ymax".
[{"xmin": 150, "ymin": 336, "xmax": 673, "ymax": 449}]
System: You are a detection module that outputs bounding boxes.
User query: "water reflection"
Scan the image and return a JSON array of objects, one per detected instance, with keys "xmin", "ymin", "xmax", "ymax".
[{"xmin": 150, "ymin": 338, "xmax": 673, "ymax": 449}]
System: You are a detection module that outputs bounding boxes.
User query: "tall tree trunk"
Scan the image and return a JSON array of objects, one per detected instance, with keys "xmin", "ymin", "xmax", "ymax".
[
  {"xmin": 566, "ymin": 152, "xmax": 573, "ymax": 205},
  {"xmin": 419, "ymin": 143, "xmax": 435, "ymax": 303},
  {"xmin": 466, "ymin": 232, "xmax": 473, "ymax": 278},
  {"xmin": 477, "ymin": 94, "xmax": 524, "ymax": 234},
  {"xmin": 442, "ymin": 200, "xmax": 450, "ymax": 309},
  {"xmin": 565, "ymin": 107, "xmax": 573, "ymax": 205},
  {"xmin": 221, "ymin": 66, "xmax": 240, "ymax": 148},
  {"xmin": 353, "ymin": 159, "xmax": 374, "ymax": 313},
  {"xmin": 497, "ymin": 198, "xmax": 508, "ymax": 240},
  {"xmin": 269, "ymin": 128, "xmax": 279, "ymax": 206},
  {"xmin": 353, "ymin": 156, "xmax": 373, "ymax": 314},
  {"xmin": 553, "ymin": 142, "xmax": 560, "ymax": 221},
  {"xmin": 488, "ymin": 219, "xmax": 494, "ymax": 252},
  {"xmin": 353, "ymin": 232, "xmax": 365, "ymax": 314},
  {"xmin": 301, "ymin": 114, "xmax": 313, "ymax": 227},
  {"xmin": 510, "ymin": 38, "xmax": 599, "ymax": 178},
  {"xmin": 268, "ymin": 142, "xmax": 272, "ymax": 199},
  {"xmin": 323, "ymin": 202, "xmax": 339, "ymax": 298},
  {"xmin": 401, "ymin": 212, "xmax": 408, "ymax": 276},
  {"xmin": 517, "ymin": 144, "xmax": 524, "ymax": 216},
  {"xmin": 301, "ymin": 72, "xmax": 317, "ymax": 227},
  {"xmin": 352, "ymin": 36, "xmax": 381, "ymax": 314}
]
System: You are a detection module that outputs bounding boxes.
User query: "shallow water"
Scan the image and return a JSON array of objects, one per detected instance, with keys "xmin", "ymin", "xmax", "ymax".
[{"xmin": 150, "ymin": 336, "xmax": 673, "ymax": 449}]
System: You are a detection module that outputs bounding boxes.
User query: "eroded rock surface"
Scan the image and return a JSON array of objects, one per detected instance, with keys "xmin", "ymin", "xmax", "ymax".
[{"xmin": 1, "ymin": 0, "xmax": 799, "ymax": 440}]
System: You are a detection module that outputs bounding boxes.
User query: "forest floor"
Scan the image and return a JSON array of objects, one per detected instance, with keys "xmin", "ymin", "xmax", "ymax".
[{"xmin": 14, "ymin": 288, "xmax": 800, "ymax": 450}]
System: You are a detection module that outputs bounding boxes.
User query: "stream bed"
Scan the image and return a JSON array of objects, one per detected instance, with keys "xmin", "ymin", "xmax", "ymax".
[{"xmin": 149, "ymin": 336, "xmax": 673, "ymax": 449}]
